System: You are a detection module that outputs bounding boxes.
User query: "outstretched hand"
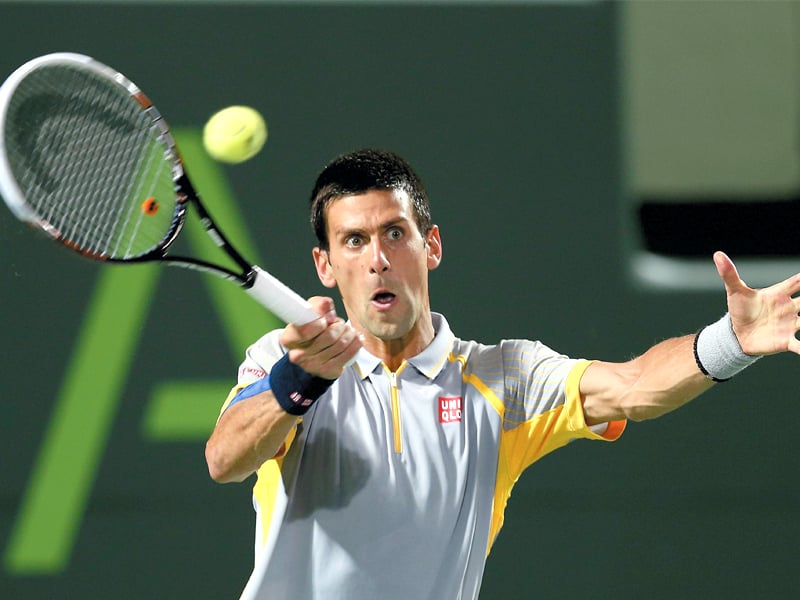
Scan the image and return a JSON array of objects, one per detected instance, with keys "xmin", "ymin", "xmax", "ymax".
[{"xmin": 714, "ymin": 251, "xmax": 800, "ymax": 356}]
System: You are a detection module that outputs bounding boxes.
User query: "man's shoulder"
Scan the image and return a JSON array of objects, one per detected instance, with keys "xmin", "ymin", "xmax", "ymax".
[
  {"xmin": 239, "ymin": 328, "xmax": 288, "ymax": 378},
  {"xmin": 451, "ymin": 337, "xmax": 565, "ymax": 369}
]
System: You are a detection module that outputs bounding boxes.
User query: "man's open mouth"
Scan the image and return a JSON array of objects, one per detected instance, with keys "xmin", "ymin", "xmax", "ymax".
[{"xmin": 371, "ymin": 291, "xmax": 396, "ymax": 306}]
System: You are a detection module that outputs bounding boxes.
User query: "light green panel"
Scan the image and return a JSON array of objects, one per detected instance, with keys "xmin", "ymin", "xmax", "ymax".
[
  {"xmin": 143, "ymin": 379, "xmax": 233, "ymax": 440},
  {"xmin": 622, "ymin": 1, "xmax": 800, "ymax": 196}
]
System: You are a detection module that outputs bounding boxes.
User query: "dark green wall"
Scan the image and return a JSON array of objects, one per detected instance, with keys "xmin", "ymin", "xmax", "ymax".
[{"xmin": 1, "ymin": 2, "xmax": 797, "ymax": 599}]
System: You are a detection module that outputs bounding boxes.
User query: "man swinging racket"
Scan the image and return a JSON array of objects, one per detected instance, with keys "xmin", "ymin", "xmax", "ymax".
[{"xmin": 206, "ymin": 149, "xmax": 799, "ymax": 600}]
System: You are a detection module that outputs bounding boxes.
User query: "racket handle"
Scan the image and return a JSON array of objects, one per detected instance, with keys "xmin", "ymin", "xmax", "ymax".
[{"xmin": 246, "ymin": 266, "xmax": 319, "ymax": 325}]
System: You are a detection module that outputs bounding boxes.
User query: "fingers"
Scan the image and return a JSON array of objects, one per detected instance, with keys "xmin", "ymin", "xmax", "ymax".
[
  {"xmin": 787, "ymin": 332, "xmax": 800, "ymax": 356},
  {"xmin": 307, "ymin": 296, "xmax": 338, "ymax": 325},
  {"xmin": 715, "ymin": 251, "xmax": 800, "ymax": 358},
  {"xmin": 716, "ymin": 250, "xmax": 800, "ymax": 298},
  {"xmin": 288, "ymin": 319, "xmax": 361, "ymax": 379},
  {"xmin": 281, "ymin": 296, "xmax": 338, "ymax": 348},
  {"xmin": 713, "ymin": 251, "xmax": 748, "ymax": 294},
  {"xmin": 775, "ymin": 271, "xmax": 800, "ymax": 299},
  {"xmin": 279, "ymin": 296, "xmax": 362, "ymax": 379}
]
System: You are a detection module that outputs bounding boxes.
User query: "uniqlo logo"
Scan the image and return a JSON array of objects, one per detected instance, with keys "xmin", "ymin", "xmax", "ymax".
[{"xmin": 438, "ymin": 396, "xmax": 463, "ymax": 423}]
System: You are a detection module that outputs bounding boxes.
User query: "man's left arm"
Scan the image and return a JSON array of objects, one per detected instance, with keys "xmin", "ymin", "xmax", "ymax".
[{"xmin": 580, "ymin": 251, "xmax": 800, "ymax": 424}]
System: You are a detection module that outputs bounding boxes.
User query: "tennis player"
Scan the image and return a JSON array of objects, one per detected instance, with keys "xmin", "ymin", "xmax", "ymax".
[{"xmin": 205, "ymin": 149, "xmax": 800, "ymax": 599}]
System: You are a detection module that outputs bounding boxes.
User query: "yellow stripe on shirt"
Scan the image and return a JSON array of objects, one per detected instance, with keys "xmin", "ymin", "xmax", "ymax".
[{"xmin": 487, "ymin": 360, "xmax": 625, "ymax": 554}]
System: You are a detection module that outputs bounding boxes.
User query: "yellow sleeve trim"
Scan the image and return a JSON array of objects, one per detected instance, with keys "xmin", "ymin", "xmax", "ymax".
[
  {"xmin": 253, "ymin": 425, "xmax": 298, "ymax": 544},
  {"xmin": 450, "ymin": 352, "xmax": 505, "ymax": 418},
  {"xmin": 254, "ymin": 459, "xmax": 283, "ymax": 545},
  {"xmin": 487, "ymin": 360, "xmax": 626, "ymax": 555},
  {"xmin": 216, "ymin": 383, "xmax": 247, "ymax": 422},
  {"xmin": 566, "ymin": 359, "xmax": 626, "ymax": 441}
]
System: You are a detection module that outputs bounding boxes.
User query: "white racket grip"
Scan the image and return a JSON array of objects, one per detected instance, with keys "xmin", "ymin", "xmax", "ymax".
[{"xmin": 246, "ymin": 266, "xmax": 319, "ymax": 325}]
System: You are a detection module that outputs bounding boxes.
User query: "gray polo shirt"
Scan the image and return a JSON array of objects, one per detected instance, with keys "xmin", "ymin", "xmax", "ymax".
[{"xmin": 224, "ymin": 314, "xmax": 624, "ymax": 600}]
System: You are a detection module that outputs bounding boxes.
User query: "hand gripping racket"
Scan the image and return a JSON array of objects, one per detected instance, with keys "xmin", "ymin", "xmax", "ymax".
[{"xmin": 0, "ymin": 52, "xmax": 318, "ymax": 325}]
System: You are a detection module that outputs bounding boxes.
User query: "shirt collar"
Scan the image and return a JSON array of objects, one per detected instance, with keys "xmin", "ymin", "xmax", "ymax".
[{"xmin": 351, "ymin": 313, "xmax": 455, "ymax": 380}]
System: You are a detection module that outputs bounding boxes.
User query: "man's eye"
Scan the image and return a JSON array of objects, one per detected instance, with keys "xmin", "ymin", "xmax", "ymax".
[
  {"xmin": 345, "ymin": 236, "xmax": 363, "ymax": 248},
  {"xmin": 388, "ymin": 228, "xmax": 403, "ymax": 241}
]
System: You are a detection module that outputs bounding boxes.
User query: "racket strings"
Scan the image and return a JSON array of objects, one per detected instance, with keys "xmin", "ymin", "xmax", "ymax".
[
  {"xmin": 114, "ymin": 135, "xmax": 172, "ymax": 258},
  {"xmin": 4, "ymin": 64, "xmax": 179, "ymax": 259}
]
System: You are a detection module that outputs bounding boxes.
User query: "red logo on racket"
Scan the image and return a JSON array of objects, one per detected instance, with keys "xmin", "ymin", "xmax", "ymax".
[{"xmin": 438, "ymin": 396, "xmax": 463, "ymax": 423}]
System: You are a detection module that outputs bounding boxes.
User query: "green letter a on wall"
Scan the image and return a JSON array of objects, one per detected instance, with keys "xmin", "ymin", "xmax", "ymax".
[{"xmin": 4, "ymin": 130, "xmax": 282, "ymax": 575}]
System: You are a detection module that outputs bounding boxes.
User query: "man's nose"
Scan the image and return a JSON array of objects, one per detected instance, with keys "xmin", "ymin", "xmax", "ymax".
[{"xmin": 369, "ymin": 240, "xmax": 390, "ymax": 273}]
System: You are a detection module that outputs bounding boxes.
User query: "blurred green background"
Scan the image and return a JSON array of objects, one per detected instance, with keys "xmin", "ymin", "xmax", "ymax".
[{"xmin": 1, "ymin": 1, "xmax": 797, "ymax": 598}]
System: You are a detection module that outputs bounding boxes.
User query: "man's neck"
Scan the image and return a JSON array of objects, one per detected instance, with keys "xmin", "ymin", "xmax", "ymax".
[{"xmin": 362, "ymin": 316, "xmax": 436, "ymax": 373}]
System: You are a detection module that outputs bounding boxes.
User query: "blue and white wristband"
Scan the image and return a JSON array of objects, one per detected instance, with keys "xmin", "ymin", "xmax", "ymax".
[
  {"xmin": 226, "ymin": 354, "xmax": 334, "ymax": 415},
  {"xmin": 267, "ymin": 354, "xmax": 335, "ymax": 415},
  {"xmin": 693, "ymin": 313, "xmax": 761, "ymax": 382},
  {"xmin": 225, "ymin": 377, "xmax": 273, "ymax": 414}
]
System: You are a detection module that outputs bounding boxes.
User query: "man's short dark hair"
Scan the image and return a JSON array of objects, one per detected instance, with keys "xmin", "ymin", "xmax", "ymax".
[{"xmin": 310, "ymin": 149, "xmax": 432, "ymax": 251}]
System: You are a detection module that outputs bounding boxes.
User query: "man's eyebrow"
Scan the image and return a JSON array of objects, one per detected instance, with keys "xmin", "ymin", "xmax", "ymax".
[
  {"xmin": 333, "ymin": 225, "xmax": 365, "ymax": 238},
  {"xmin": 334, "ymin": 217, "xmax": 409, "ymax": 237},
  {"xmin": 379, "ymin": 217, "xmax": 408, "ymax": 230}
]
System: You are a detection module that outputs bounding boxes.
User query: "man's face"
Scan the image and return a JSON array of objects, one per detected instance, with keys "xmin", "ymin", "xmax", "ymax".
[{"xmin": 313, "ymin": 189, "xmax": 441, "ymax": 345}]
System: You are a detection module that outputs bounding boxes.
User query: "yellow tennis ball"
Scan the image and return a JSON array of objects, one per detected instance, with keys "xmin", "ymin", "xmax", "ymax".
[{"xmin": 202, "ymin": 106, "xmax": 267, "ymax": 164}]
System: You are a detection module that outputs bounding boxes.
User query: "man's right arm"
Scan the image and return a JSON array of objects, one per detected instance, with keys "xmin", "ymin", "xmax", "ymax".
[
  {"xmin": 205, "ymin": 390, "xmax": 299, "ymax": 483},
  {"xmin": 205, "ymin": 296, "xmax": 361, "ymax": 484}
]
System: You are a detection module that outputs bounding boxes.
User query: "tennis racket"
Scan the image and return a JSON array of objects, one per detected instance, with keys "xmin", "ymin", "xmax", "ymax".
[{"xmin": 0, "ymin": 52, "xmax": 318, "ymax": 325}]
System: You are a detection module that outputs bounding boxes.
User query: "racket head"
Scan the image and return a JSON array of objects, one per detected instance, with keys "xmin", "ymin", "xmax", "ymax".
[{"xmin": 0, "ymin": 52, "xmax": 186, "ymax": 261}]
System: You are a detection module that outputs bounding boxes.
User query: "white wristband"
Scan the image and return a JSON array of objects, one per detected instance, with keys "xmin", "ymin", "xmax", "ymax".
[{"xmin": 693, "ymin": 313, "xmax": 760, "ymax": 382}]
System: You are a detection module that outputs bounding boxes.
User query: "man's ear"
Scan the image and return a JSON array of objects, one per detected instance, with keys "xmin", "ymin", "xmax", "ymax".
[
  {"xmin": 313, "ymin": 247, "xmax": 337, "ymax": 288},
  {"xmin": 425, "ymin": 225, "xmax": 442, "ymax": 270}
]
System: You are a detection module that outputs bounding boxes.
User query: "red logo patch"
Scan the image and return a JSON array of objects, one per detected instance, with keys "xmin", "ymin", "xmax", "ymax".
[
  {"xmin": 239, "ymin": 366, "xmax": 266, "ymax": 380},
  {"xmin": 439, "ymin": 396, "xmax": 463, "ymax": 423}
]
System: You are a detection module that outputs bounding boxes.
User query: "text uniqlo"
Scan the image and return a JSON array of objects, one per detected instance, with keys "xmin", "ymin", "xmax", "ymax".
[{"xmin": 439, "ymin": 397, "xmax": 463, "ymax": 423}]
